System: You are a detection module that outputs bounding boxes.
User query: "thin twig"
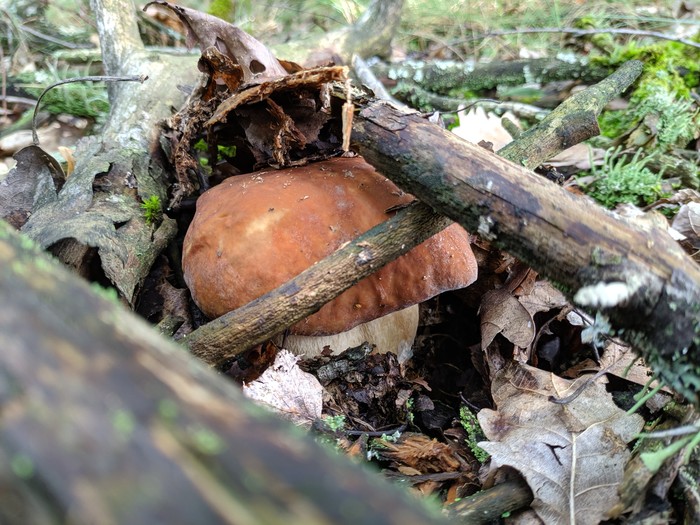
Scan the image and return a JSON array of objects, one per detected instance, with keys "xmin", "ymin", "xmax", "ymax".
[
  {"xmin": 32, "ymin": 75, "xmax": 148, "ymax": 146},
  {"xmin": 548, "ymin": 367, "xmax": 610, "ymax": 405}
]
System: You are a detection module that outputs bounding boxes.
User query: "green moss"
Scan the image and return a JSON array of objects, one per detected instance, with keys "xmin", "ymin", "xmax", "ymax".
[
  {"xmin": 459, "ymin": 406, "xmax": 489, "ymax": 463},
  {"xmin": 581, "ymin": 147, "xmax": 666, "ymax": 208},
  {"xmin": 207, "ymin": 0, "xmax": 234, "ymax": 20},
  {"xmin": 112, "ymin": 408, "xmax": 136, "ymax": 439},
  {"xmin": 592, "ymin": 40, "xmax": 700, "ymax": 150},
  {"xmin": 598, "ymin": 110, "xmax": 633, "ymax": 139},
  {"xmin": 11, "ymin": 454, "xmax": 35, "ymax": 479},
  {"xmin": 190, "ymin": 426, "xmax": 226, "ymax": 455},
  {"xmin": 141, "ymin": 195, "xmax": 162, "ymax": 225},
  {"xmin": 322, "ymin": 414, "xmax": 346, "ymax": 432}
]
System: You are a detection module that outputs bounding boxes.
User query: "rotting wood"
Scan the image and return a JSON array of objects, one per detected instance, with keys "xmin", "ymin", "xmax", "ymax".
[{"xmin": 0, "ymin": 220, "xmax": 449, "ymax": 525}]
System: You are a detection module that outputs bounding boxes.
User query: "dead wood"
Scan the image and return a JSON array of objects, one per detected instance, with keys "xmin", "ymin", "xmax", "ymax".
[
  {"xmin": 447, "ymin": 477, "xmax": 533, "ymax": 523},
  {"xmin": 0, "ymin": 221, "xmax": 448, "ymax": 525},
  {"xmin": 371, "ymin": 57, "xmax": 613, "ymax": 96}
]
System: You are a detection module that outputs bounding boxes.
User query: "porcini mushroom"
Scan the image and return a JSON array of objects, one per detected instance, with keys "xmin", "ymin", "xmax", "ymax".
[{"xmin": 182, "ymin": 156, "xmax": 477, "ymax": 361}]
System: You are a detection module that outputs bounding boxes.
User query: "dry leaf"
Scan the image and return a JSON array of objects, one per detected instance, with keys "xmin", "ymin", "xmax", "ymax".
[
  {"xmin": 243, "ymin": 349, "xmax": 323, "ymax": 427},
  {"xmin": 672, "ymin": 202, "xmax": 700, "ymax": 249},
  {"xmin": 517, "ymin": 280, "xmax": 569, "ymax": 317},
  {"xmin": 547, "ymin": 143, "xmax": 605, "ymax": 170},
  {"xmin": 480, "ymin": 288, "xmax": 535, "ymax": 350},
  {"xmin": 451, "ymin": 107, "xmax": 519, "ymax": 150},
  {"xmin": 478, "ymin": 362, "xmax": 644, "ymax": 525},
  {"xmin": 146, "ymin": 1, "xmax": 288, "ymax": 84}
]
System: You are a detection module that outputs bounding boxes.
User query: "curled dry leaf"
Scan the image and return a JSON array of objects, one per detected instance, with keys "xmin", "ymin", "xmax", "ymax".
[
  {"xmin": 478, "ymin": 362, "xmax": 644, "ymax": 525},
  {"xmin": 479, "ymin": 288, "xmax": 535, "ymax": 351},
  {"xmin": 242, "ymin": 349, "xmax": 323, "ymax": 427},
  {"xmin": 672, "ymin": 202, "xmax": 700, "ymax": 249}
]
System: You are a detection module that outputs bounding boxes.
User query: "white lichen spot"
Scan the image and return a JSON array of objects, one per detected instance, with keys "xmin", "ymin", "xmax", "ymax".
[
  {"xmin": 555, "ymin": 51, "xmax": 580, "ymax": 64},
  {"xmin": 486, "ymin": 180, "xmax": 493, "ymax": 191},
  {"xmin": 523, "ymin": 64, "xmax": 535, "ymax": 85},
  {"xmin": 477, "ymin": 215, "xmax": 497, "ymax": 241},
  {"xmin": 574, "ymin": 281, "xmax": 633, "ymax": 308}
]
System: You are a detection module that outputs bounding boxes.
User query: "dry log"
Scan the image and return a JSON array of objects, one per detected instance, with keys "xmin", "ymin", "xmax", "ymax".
[{"xmin": 0, "ymin": 221, "xmax": 448, "ymax": 525}]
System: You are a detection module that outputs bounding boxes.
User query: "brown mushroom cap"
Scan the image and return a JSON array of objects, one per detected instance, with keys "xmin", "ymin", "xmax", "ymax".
[{"xmin": 182, "ymin": 156, "xmax": 477, "ymax": 336}]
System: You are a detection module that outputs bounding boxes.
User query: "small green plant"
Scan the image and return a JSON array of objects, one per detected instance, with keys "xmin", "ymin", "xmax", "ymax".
[
  {"xmin": 629, "ymin": 77, "xmax": 697, "ymax": 149},
  {"xmin": 583, "ymin": 147, "xmax": 665, "ymax": 208},
  {"xmin": 405, "ymin": 397, "xmax": 415, "ymax": 425},
  {"xmin": 141, "ymin": 195, "xmax": 162, "ymax": 225},
  {"xmin": 322, "ymin": 414, "xmax": 346, "ymax": 432},
  {"xmin": 459, "ymin": 406, "xmax": 489, "ymax": 463}
]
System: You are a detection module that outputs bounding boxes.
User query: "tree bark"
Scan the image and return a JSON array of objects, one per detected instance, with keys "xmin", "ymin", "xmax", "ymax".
[{"xmin": 0, "ymin": 221, "xmax": 448, "ymax": 525}]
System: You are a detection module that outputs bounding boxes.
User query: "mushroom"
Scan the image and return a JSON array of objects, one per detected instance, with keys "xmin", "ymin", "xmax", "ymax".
[{"xmin": 182, "ymin": 156, "xmax": 477, "ymax": 361}]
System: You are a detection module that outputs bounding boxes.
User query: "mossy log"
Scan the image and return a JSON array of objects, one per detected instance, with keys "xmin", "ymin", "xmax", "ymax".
[
  {"xmin": 0, "ymin": 221, "xmax": 447, "ymax": 525},
  {"xmin": 371, "ymin": 57, "xmax": 613, "ymax": 96}
]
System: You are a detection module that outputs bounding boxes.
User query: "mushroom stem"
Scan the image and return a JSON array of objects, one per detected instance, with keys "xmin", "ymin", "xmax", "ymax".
[{"xmin": 277, "ymin": 305, "xmax": 420, "ymax": 363}]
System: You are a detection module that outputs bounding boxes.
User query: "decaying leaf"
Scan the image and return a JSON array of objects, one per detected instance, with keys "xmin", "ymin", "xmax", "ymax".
[
  {"xmin": 243, "ymin": 349, "xmax": 323, "ymax": 427},
  {"xmin": 673, "ymin": 202, "xmax": 700, "ymax": 249},
  {"xmin": 371, "ymin": 432, "xmax": 466, "ymax": 474},
  {"xmin": 0, "ymin": 145, "xmax": 61, "ymax": 228},
  {"xmin": 451, "ymin": 107, "xmax": 519, "ymax": 151},
  {"xmin": 160, "ymin": 0, "xmax": 348, "ymax": 205},
  {"xmin": 478, "ymin": 362, "xmax": 644, "ymax": 525},
  {"xmin": 479, "ymin": 288, "xmax": 536, "ymax": 350}
]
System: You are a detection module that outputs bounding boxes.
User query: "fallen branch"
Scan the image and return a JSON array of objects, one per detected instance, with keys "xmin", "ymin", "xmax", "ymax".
[
  {"xmin": 469, "ymin": 27, "xmax": 700, "ymax": 51},
  {"xmin": 371, "ymin": 57, "xmax": 612, "ymax": 95}
]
